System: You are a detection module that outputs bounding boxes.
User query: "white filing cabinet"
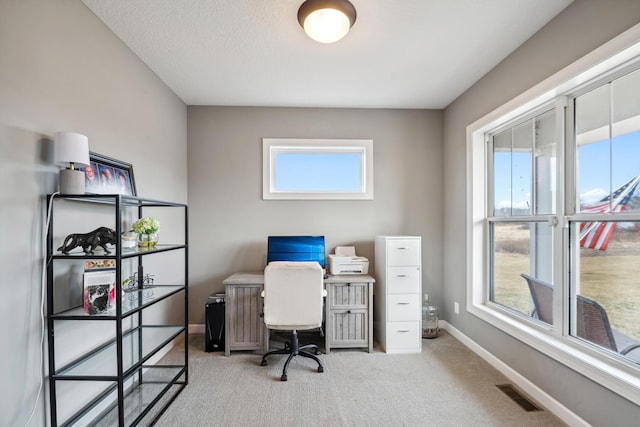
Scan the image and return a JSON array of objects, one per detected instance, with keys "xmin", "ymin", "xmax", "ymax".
[{"xmin": 374, "ymin": 236, "xmax": 422, "ymax": 353}]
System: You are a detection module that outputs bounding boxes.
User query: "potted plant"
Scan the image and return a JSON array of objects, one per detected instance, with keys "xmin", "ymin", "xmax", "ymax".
[{"xmin": 132, "ymin": 217, "xmax": 160, "ymax": 247}]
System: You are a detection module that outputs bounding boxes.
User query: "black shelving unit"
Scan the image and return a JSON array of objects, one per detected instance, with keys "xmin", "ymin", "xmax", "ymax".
[{"xmin": 46, "ymin": 194, "xmax": 188, "ymax": 427}]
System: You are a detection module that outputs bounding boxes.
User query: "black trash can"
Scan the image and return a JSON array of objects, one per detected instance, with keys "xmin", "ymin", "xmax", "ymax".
[{"xmin": 205, "ymin": 293, "xmax": 225, "ymax": 352}]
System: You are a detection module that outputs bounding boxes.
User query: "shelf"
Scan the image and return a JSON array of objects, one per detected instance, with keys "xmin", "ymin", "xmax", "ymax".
[
  {"xmin": 55, "ymin": 326, "xmax": 184, "ymax": 379},
  {"xmin": 63, "ymin": 365, "xmax": 185, "ymax": 427},
  {"xmin": 50, "ymin": 285, "xmax": 185, "ymax": 319},
  {"xmin": 50, "ymin": 193, "xmax": 188, "ymax": 209},
  {"xmin": 47, "ymin": 193, "xmax": 188, "ymax": 426},
  {"xmin": 50, "ymin": 244, "xmax": 187, "ymax": 260}
]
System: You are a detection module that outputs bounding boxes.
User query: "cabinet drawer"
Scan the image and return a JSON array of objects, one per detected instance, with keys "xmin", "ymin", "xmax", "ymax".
[
  {"xmin": 387, "ymin": 239, "xmax": 421, "ymax": 266},
  {"xmin": 387, "ymin": 294, "xmax": 421, "ymax": 321},
  {"xmin": 328, "ymin": 309, "xmax": 368, "ymax": 344},
  {"xmin": 329, "ymin": 282, "xmax": 368, "ymax": 309},
  {"xmin": 387, "ymin": 267, "xmax": 420, "ymax": 293},
  {"xmin": 385, "ymin": 321, "xmax": 421, "ymax": 350}
]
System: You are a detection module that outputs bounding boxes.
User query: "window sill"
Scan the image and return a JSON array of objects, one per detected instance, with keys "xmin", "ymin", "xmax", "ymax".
[{"xmin": 468, "ymin": 301, "xmax": 640, "ymax": 406}]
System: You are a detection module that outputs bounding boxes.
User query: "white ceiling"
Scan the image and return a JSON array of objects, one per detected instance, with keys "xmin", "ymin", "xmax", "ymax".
[{"xmin": 81, "ymin": 0, "xmax": 573, "ymax": 109}]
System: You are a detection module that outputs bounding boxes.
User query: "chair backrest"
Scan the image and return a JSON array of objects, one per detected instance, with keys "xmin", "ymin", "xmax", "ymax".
[
  {"xmin": 520, "ymin": 273, "xmax": 553, "ymax": 324},
  {"xmin": 263, "ymin": 261, "xmax": 324, "ymax": 330},
  {"xmin": 521, "ymin": 273, "xmax": 617, "ymax": 351},
  {"xmin": 576, "ymin": 295, "xmax": 617, "ymax": 351}
]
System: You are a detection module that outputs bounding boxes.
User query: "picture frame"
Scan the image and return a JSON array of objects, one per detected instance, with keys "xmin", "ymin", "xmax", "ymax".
[{"xmin": 83, "ymin": 152, "xmax": 137, "ymax": 196}]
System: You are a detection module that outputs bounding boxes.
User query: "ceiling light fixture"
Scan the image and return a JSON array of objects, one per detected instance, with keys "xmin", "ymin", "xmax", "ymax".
[{"xmin": 297, "ymin": 0, "xmax": 357, "ymax": 44}]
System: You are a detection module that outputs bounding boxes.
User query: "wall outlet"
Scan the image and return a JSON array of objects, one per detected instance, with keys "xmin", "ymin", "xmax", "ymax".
[{"xmin": 454, "ymin": 301, "xmax": 459, "ymax": 314}]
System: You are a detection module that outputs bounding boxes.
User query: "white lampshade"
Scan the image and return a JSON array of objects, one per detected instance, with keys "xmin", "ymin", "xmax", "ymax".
[
  {"xmin": 298, "ymin": 0, "xmax": 357, "ymax": 44},
  {"xmin": 53, "ymin": 131, "xmax": 90, "ymax": 194},
  {"xmin": 54, "ymin": 132, "xmax": 90, "ymax": 168}
]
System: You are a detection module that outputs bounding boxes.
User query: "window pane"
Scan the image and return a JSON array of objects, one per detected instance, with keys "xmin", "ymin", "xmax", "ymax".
[
  {"xmin": 534, "ymin": 109, "xmax": 556, "ymax": 215},
  {"xmin": 275, "ymin": 152, "xmax": 361, "ymax": 191},
  {"xmin": 492, "ymin": 126, "xmax": 532, "ymax": 216},
  {"xmin": 512, "ymin": 122, "xmax": 533, "ymax": 215},
  {"xmin": 576, "ymin": 85, "xmax": 612, "ymax": 212},
  {"xmin": 611, "ymin": 69, "xmax": 640, "ymax": 213},
  {"xmin": 571, "ymin": 220, "xmax": 640, "ymax": 363},
  {"xmin": 493, "ymin": 131, "xmax": 512, "ymax": 216},
  {"xmin": 492, "ymin": 222, "xmax": 533, "ymax": 317}
]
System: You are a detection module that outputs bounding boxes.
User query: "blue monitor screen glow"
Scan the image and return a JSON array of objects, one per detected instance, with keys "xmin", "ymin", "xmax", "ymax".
[{"xmin": 267, "ymin": 236, "xmax": 325, "ymax": 269}]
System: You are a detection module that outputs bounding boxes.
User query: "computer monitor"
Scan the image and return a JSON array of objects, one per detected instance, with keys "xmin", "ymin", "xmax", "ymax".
[{"xmin": 266, "ymin": 235, "xmax": 325, "ymax": 269}]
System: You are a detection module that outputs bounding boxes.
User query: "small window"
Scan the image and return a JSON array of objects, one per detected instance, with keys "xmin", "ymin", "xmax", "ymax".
[{"xmin": 262, "ymin": 138, "xmax": 373, "ymax": 200}]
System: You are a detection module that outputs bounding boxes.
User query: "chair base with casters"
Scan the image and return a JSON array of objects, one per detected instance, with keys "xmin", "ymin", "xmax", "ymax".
[{"xmin": 260, "ymin": 329, "xmax": 324, "ymax": 381}]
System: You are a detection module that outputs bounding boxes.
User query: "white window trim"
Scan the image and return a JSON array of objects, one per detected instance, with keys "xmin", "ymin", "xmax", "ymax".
[
  {"xmin": 262, "ymin": 138, "xmax": 374, "ymax": 200},
  {"xmin": 467, "ymin": 23, "xmax": 640, "ymax": 405}
]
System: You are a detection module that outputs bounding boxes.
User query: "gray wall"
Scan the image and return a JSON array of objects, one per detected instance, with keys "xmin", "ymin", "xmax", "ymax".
[
  {"xmin": 442, "ymin": 0, "xmax": 640, "ymax": 425},
  {"xmin": 187, "ymin": 106, "xmax": 444, "ymax": 324},
  {"xmin": 0, "ymin": 1, "xmax": 187, "ymax": 426}
]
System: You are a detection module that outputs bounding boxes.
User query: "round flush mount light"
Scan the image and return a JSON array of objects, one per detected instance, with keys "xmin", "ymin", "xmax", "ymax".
[{"xmin": 297, "ymin": 0, "xmax": 357, "ymax": 44}]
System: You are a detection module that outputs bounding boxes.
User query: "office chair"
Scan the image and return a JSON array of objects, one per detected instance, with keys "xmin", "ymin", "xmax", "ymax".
[{"xmin": 260, "ymin": 261, "xmax": 326, "ymax": 381}]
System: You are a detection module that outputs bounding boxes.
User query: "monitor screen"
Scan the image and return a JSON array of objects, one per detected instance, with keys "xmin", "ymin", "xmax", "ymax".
[{"xmin": 267, "ymin": 236, "xmax": 325, "ymax": 269}]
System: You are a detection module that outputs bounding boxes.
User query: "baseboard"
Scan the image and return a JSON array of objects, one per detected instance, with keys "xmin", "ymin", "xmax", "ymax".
[
  {"xmin": 440, "ymin": 321, "xmax": 589, "ymax": 427},
  {"xmin": 189, "ymin": 323, "xmax": 205, "ymax": 334}
]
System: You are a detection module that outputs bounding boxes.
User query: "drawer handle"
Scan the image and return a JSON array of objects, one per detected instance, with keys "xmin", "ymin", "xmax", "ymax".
[
  {"xmin": 396, "ymin": 302, "xmax": 410, "ymax": 305},
  {"xmin": 397, "ymin": 330, "xmax": 410, "ymax": 333},
  {"xmin": 397, "ymin": 247, "xmax": 408, "ymax": 250},
  {"xmin": 396, "ymin": 274, "xmax": 407, "ymax": 278}
]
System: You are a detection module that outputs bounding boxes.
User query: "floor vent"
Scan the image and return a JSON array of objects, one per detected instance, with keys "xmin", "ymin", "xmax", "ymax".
[{"xmin": 496, "ymin": 384, "xmax": 541, "ymax": 412}]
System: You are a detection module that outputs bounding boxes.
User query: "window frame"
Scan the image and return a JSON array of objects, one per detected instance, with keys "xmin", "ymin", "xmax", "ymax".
[
  {"xmin": 467, "ymin": 23, "xmax": 640, "ymax": 405},
  {"xmin": 262, "ymin": 138, "xmax": 374, "ymax": 200}
]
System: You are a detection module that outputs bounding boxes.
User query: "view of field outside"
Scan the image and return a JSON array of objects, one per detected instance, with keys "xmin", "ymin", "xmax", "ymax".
[{"xmin": 493, "ymin": 223, "xmax": 640, "ymax": 342}]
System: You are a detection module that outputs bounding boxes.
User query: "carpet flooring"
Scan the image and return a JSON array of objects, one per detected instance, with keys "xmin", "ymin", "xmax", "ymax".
[{"xmin": 152, "ymin": 331, "xmax": 567, "ymax": 427}]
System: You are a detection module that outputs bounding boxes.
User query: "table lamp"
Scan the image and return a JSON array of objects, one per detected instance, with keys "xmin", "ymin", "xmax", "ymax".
[{"xmin": 54, "ymin": 132, "xmax": 90, "ymax": 194}]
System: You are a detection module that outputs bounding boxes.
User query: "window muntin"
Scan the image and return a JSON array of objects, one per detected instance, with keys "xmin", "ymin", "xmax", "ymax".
[{"xmin": 262, "ymin": 138, "xmax": 373, "ymax": 200}]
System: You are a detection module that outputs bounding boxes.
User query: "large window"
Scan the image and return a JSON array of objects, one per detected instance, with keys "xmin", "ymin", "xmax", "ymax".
[{"xmin": 468, "ymin": 28, "xmax": 640, "ymax": 405}]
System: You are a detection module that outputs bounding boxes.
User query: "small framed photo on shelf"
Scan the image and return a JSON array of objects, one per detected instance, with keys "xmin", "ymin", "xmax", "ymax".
[
  {"xmin": 83, "ymin": 260, "xmax": 116, "ymax": 315},
  {"xmin": 83, "ymin": 270, "xmax": 116, "ymax": 315},
  {"xmin": 82, "ymin": 152, "xmax": 137, "ymax": 196}
]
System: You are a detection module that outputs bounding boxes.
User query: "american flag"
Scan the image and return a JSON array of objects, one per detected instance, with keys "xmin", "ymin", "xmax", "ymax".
[{"xmin": 579, "ymin": 176, "xmax": 640, "ymax": 250}]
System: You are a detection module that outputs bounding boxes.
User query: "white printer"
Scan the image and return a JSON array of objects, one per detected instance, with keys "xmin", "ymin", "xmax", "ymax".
[{"xmin": 328, "ymin": 246, "xmax": 369, "ymax": 275}]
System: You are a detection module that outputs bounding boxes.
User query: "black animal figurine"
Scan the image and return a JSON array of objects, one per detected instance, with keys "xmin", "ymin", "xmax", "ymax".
[{"xmin": 57, "ymin": 227, "xmax": 117, "ymax": 254}]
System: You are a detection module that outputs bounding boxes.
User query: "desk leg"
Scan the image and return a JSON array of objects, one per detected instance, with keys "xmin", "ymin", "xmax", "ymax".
[
  {"xmin": 224, "ymin": 294, "xmax": 231, "ymax": 356},
  {"xmin": 263, "ymin": 325, "xmax": 269, "ymax": 353}
]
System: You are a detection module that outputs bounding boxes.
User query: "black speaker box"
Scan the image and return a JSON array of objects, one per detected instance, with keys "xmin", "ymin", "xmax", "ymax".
[{"xmin": 205, "ymin": 297, "xmax": 225, "ymax": 352}]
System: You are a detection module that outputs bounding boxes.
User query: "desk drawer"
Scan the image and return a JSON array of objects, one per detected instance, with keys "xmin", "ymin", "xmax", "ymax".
[
  {"xmin": 387, "ymin": 239, "xmax": 421, "ymax": 266},
  {"xmin": 387, "ymin": 267, "xmax": 420, "ymax": 293},
  {"xmin": 328, "ymin": 282, "xmax": 368, "ymax": 309},
  {"xmin": 387, "ymin": 293, "xmax": 420, "ymax": 321},
  {"xmin": 385, "ymin": 321, "xmax": 421, "ymax": 351}
]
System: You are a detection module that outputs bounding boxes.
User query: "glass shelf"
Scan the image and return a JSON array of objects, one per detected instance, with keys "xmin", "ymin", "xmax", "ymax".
[
  {"xmin": 55, "ymin": 326, "xmax": 184, "ymax": 378},
  {"xmin": 50, "ymin": 244, "xmax": 187, "ymax": 260},
  {"xmin": 50, "ymin": 285, "xmax": 184, "ymax": 319},
  {"xmin": 63, "ymin": 366, "xmax": 185, "ymax": 427},
  {"xmin": 51, "ymin": 193, "xmax": 188, "ymax": 209}
]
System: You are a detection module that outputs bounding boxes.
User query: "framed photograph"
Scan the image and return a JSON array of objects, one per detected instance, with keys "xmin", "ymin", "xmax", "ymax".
[{"xmin": 82, "ymin": 152, "xmax": 137, "ymax": 196}]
